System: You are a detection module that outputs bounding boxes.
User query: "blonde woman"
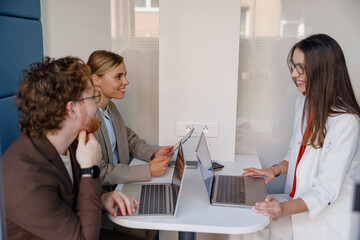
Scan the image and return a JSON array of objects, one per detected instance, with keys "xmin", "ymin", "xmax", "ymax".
[{"xmin": 88, "ymin": 50, "xmax": 173, "ymax": 187}]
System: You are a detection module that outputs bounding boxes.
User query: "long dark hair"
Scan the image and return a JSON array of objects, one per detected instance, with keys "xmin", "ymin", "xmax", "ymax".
[{"xmin": 288, "ymin": 34, "xmax": 360, "ymax": 148}]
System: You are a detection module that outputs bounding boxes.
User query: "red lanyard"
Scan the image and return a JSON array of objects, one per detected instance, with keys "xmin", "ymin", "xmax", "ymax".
[{"xmin": 289, "ymin": 112, "xmax": 313, "ymax": 198}]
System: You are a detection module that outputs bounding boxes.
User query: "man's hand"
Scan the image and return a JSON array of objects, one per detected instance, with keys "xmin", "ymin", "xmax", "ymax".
[
  {"xmin": 149, "ymin": 156, "xmax": 171, "ymax": 176},
  {"xmin": 154, "ymin": 146, "xmax": 173, "ymax": 158},
  {"xmin": 76, "ymin": 131, "xmax": 102, "ymax": 168},
  {"xmin": 101, "ymin": 190, "xmax": 139, "ymax": 217}
]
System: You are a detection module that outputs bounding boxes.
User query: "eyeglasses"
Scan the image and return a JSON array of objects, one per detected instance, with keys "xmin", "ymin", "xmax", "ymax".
[
  {"xmin": 76, "ymin": 90, "xmax": 101, "ymax": 104},
  {"xmin": 288, "ymin": 61, "xmax": 305, "ymax": 75}
]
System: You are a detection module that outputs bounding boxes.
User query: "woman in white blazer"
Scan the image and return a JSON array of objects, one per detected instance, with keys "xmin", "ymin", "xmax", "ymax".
[{"xmin": 243, "ymin": 34, "xmax": 360, "ymax": 239}]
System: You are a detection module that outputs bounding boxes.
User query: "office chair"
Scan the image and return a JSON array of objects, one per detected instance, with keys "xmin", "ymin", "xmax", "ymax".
[{"xmin": 0, "ymin": 140, "xmax": 7, "ymax": 240}]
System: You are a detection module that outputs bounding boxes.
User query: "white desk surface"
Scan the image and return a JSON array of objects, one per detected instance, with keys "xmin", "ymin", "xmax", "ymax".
[{"xmin": 109, "ymin": 154, "xmax": 269, "ymax": 235}]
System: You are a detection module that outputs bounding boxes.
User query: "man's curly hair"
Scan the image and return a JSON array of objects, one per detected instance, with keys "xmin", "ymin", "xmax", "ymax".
[{"xmin": 17, "ymin": 56, "xmax": 91, "ymax": 139}]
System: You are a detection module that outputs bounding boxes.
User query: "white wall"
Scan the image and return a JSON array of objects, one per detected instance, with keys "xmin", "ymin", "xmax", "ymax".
[
  {"xmin": 41, "ymin": 0, "xmax": 111, "ymax": 61},
  {"xmin": 159, "ymin": 0, "xmax": 241, "ymax": 161}
]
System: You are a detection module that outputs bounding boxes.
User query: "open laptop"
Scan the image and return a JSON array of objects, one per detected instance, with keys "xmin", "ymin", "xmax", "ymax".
[
  {"xmin": 195, "ymin": 132, "xmax": 267, "ymax": 208},
  {"xmin": 167, "ymin": 127, "xmax": 194, "ymax": 158},
  {"xmin": 120, "ymin": 143, "xmax": 185, "ymax": 218}
]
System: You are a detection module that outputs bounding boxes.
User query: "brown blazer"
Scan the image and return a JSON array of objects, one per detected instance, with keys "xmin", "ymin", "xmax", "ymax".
[
  {"xmin": 94, "ymin": 101, "xmax": 160, "ymax": 186},
  {"xmin": 2, "ymin": 134, "xmax": 102, "ymax": 240}
]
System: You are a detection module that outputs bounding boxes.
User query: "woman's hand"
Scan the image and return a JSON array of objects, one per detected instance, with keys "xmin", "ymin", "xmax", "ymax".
[
  {"xmin": 243, "ymin": 166, "xmax": 278, "ymax": 184},
  {"xmin": 101, "ymin": 190, "xmax": 139, "ymax": 217},
  {"xmin": 149, "ymin": 156, "xmax": 172, "ymax": 176},
  {"xmin": 154, "ymin": 146, "xmax": 174, "ymax": 158},
  {"xmin": 252, "ymin": 195, "xmax": 283, "ymax": 221}
]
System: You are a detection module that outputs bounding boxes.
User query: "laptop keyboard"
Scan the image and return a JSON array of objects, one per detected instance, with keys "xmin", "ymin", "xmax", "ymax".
[
  {"xmin": 216, "ymin": 176, "xmax": 245, "ymax": 204},
  {"xmin": 138, "ymin": 184, "xmax": 167, "ymax": 215}
]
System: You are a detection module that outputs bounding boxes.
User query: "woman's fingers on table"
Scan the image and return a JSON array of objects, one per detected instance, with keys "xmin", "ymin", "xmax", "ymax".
[{"xmin": 252, "ymin": 195, "xmax": 282, "ymax": 220}]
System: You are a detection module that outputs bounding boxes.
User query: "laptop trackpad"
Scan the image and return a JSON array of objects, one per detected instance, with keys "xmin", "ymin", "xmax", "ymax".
[
  {"xmin": 245, "ymin": 177, "xmax": 267, "ymax": 205},
  {"xmin": 124, "ymin": 191, "xmax": 139, "ymax": 201},
  {"xmin": 117, "ymin": 185, "xmax": 141, "ymax": 216}
]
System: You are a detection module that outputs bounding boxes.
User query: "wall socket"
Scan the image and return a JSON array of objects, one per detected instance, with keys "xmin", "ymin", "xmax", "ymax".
[{"xmin": 176, "ymin": 121, "xmax": 219, "ymax": 138}]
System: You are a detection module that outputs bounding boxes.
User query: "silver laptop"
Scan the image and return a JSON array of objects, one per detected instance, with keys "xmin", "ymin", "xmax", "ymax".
[
  {"xmin": 120, "ymin": 143, "xmax": 185, "ymax": 218},
  {"xmin": 166, "ymin": 128, "xmax": 194, "ymax": 158},
  {"xmin": 195, "ymin": 132, "xmax": 267, "ymax": 208}
]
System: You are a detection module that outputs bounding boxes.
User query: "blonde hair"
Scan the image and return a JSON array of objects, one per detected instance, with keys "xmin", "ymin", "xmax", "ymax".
[{"xmin": 87, "ymin": 50, "xmax": 123, "ymax": 76}]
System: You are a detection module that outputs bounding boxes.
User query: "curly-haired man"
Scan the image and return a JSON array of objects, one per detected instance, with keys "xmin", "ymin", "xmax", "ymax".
[{"xmin": 2, "ymin": 57, "xmax": 138, "ymax": 240}]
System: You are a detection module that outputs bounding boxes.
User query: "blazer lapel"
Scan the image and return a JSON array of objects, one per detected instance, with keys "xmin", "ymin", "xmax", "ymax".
[
  {"xmin": 69, "ymin": 142, "xmax": 80, "ymax": 191},
  {"xmin": 97, "ymin": 109, "xmax": 114, "ymax": 165},
  {"xmin": 108, "ymin": 102, "xmax": 130, "ymax": 164},
  {"xmin": 30, "ymin": 137, "xmax": 74, "ymax": 189}
]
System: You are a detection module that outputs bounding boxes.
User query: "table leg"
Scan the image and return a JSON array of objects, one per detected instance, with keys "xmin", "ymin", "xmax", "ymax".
[{"xmin": 178, "ymin": 231, "xmax": 196, "ymax": 240}]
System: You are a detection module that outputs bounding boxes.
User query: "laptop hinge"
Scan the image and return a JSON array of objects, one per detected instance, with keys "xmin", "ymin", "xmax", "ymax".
[
  {"xmin": 210, "ymin": 175, "xmax": 216, "ymax": 203},
  {"xmin": 169, "ymin": 185, "xmax": 175, "ymax": 214}
]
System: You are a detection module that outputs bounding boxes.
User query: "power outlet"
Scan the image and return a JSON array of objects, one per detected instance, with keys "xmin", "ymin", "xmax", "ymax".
[
  {"xmin": 176, "ymin": 121, "xmax": 219, "ymax": 138},
  {"xmin": 184, "ymin": 124, "xmax": 193, "ymax": 133}
]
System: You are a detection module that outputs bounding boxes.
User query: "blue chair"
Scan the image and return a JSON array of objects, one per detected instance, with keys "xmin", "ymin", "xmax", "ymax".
[
  {"xmin": 0, "ymin": 96, "xmax": 21, "ymax": 154},
  {"xmin": 0, "ymin": 1, "xmax": 42, "ymax": 237}
]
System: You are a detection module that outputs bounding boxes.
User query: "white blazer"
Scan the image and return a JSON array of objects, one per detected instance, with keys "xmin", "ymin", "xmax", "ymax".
[{"xmin": 283, "ymin": 94, "xmax": 360, "ymax": 240}]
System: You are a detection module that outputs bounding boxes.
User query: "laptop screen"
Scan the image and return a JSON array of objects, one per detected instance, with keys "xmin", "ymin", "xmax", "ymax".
[
  {"xmin": 195, "ymin": 132, "xmax": 215, "ymax": 199},
  {"xmin": 172, "ymin": 142, "xmax": 184, "ymax": 188},
  {"xmin": 168, "ymin": 128, "xmax": 194, "ymax": 158},
  {"xmin": 171, "ymin": 142, "xmax": 185, "ymax": 208}
]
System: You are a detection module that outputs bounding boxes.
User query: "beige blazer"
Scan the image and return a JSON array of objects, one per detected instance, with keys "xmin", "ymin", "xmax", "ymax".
[{"xmin": 94, "ymin": 101, "xmax": 160, "ymax": 186}]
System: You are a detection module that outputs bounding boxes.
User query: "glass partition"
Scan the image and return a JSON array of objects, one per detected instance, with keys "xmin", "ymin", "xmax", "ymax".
[
  {"xmin": 110, "ymin": 0, "xmax": 160, "ymax": 145},
  {"xmin": 235, "ymin": 0, "xmax": 360, "ymax": 169}
]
